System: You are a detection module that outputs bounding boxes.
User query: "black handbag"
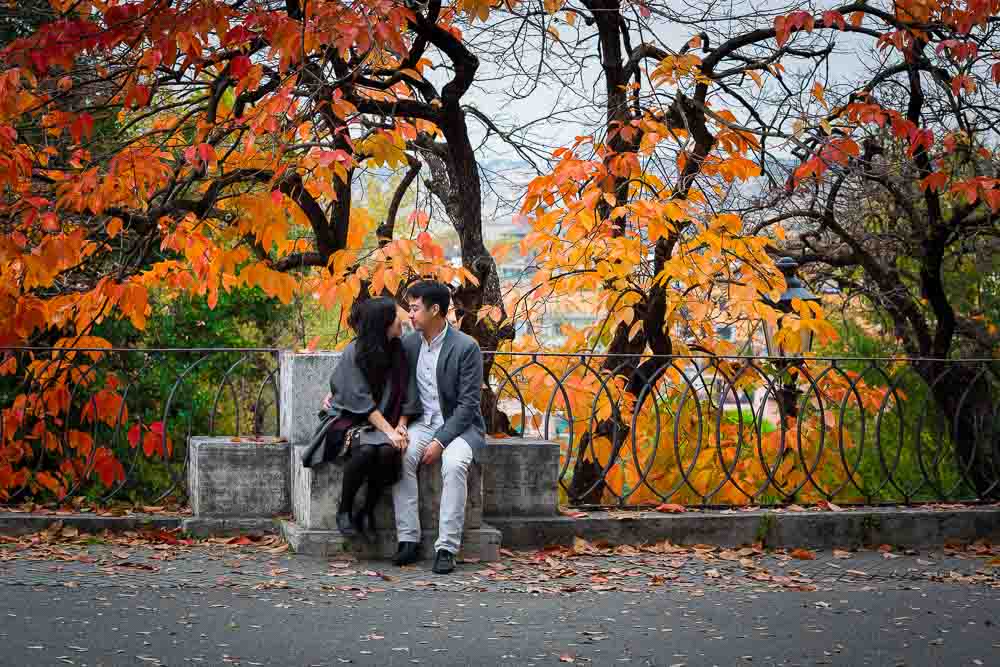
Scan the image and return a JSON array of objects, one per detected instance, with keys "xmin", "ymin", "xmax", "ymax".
[{"xmin": 345, "ymin": 424, "xmax": 393, "ymax": 451}]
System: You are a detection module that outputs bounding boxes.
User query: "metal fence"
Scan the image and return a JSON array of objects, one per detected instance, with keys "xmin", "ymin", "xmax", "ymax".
[
  {"xmin": 1, "ymin": 347, "xmax": 997, "ymax": 508},
  {"xmin": 0, "ymin": 347, "xmax": 280, "ymax": 506},
  {"xmin": 483, "ymin": 353, "xmax": 999, "ymax": 507}
]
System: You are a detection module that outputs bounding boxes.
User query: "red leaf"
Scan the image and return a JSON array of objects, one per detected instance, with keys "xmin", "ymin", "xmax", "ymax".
[
  {"xmin": 271, "ymin": 189, "xmax": 283, "ymax": 205},
  {"xmin": 144, "ymin": 528, "xmax": 180, "ymax": 544},
  {"xmin": 224, "ymin": 26, "xmax": 255, "ymax": 46},
  {"xmin": 127, "ymin": 423, "xmax": 141, "ymax": 449},
  {"xmin": 230, "ymin": 55, "xmax": 252, "ymax": 79},
  {"xmin": 93, "ymin": 447, "xmax": 125, "ymax": 487},
  {"xmin": 790, "ymin": 548, "xmax": 817, "ymax": 560},
  {"xmin": 920, "ymin": 171, "xmax": 947, "ymax": 192},
  {"xmin": 822, "ymin": 10, "xmax": 846, "ymax": 30},
  {"xmin": 198, "ymin": 143, "xmax": 216, "ymax": 165},
  {"xmin": 655, "ymin": 503, "xmax": 687, "ymax": 513},
  {"xmin": 142, "ymin": 430, "xmax": 158, "ymax": 457},
  {"xmin": 70, "ymin": 112, "xmax": 94, "ymax": 144}
]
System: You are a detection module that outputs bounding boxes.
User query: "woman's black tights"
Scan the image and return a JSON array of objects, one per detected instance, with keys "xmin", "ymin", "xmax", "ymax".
[{"xmin": 338, "ymin": 444, "xmax": 399, "ymax": 520}]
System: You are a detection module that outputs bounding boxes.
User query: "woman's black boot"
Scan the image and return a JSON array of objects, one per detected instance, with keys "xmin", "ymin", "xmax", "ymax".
[
  {"xmin": 353, "ymin": 488, "xmax": 380, "ymax": 543},
  {"xmin": 336, "ymin": 511, "xmax": 356, "ymax": 537}
]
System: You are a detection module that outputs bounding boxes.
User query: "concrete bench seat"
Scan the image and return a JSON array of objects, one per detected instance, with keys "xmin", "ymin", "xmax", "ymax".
[{"xmin": 284, "ymin": 443, "xmax": 494, "ymax": 559}]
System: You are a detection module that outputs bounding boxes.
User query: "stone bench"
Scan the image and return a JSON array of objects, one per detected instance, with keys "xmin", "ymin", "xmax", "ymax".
[
  {"xmin": 184, "ymin": 352, "xmax": 563, "ymax": 560},
  {"xmin": 283, "ymin": 443, "xmax": 496, "ymax": 560},
  {"xmin": 185, "ymin": 431, "xmax": 562, "ymax": 559}
]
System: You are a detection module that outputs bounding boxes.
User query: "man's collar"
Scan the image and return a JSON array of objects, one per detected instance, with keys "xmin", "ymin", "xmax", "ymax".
[{"xmin": 423, "ymin": 322, "xmax": 449, "ymax": 348}]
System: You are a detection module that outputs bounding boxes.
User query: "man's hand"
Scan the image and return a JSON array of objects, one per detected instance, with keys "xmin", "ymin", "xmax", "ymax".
[
  {"xmin": 322, "ymin": 393, "xmax": 333, "ymax": 411},
  {"xmin": 421, "ymin": 439, "xmax": 443, "ymax": 466}
]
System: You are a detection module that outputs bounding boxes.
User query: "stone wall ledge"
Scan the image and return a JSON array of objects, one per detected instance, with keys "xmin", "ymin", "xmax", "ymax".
[
  {"xmin": 4, "ymin": 506, "xmax": 998, "ymax": 552},
  {"xmin": 490, "ymin": 505, "xmax": 1000, "ymax": 551},
  {"xmin": 280, "ymin": 520, "xmax": 501, "ymax": 560}
]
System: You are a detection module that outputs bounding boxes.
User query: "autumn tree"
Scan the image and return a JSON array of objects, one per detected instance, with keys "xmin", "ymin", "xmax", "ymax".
[
  {"xmin": 476, "ymin": 0, "xmax": 998, "ymax": 501},
  {"xmin": 732, "ymin": 3, "xmax": 1000, "ymax": 497},
  {"xmin": 0, "ymin": 0, "xmax": 513, "ymax": 502}
]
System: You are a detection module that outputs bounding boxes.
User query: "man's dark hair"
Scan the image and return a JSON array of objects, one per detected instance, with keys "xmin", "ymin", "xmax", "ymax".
[{"xmin": 407, "ymin": 280, "xmax": 451, "ymax": 318}]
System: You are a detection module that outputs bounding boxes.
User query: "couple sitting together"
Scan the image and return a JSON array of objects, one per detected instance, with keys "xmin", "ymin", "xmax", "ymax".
[{"xmin": 301, "ymin": 280, "xmax": 485, "ymax": 575}]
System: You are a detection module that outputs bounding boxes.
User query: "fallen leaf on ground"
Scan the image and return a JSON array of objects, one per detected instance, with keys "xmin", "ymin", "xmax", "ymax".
[
  {"xmin": 790, "ymin": 548, "xmax": 817, "ymax": 560},
  {"xmin": 655, "ymin": 503, "xmax": 686, "ymax": 513},
  {"xmin": 816, "ymin": 500, "xmax": 844, "ymax": 512},
  {"xmin": 832, "ymin": 549, "xmax": 852, "ymax": 559}
]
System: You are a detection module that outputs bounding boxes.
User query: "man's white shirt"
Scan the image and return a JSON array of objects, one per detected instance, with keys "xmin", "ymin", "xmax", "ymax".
[{"xmin": 416, "ymin": 325, "xmax": 448, "ymax": 430}]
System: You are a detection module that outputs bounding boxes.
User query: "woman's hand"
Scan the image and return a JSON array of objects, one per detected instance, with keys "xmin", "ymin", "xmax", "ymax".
[
  {"xmin": 322, "ymin": 393, "xmax": 333, "ymax": 411},
  {"xmin": 387, "ymin": 428, "xmax": 408, "ymax": 451}
]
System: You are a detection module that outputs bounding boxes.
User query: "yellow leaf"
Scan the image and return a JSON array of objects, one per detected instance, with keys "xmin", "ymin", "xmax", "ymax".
[{"xmin": 812, "ymin": 82, "xmax": 827, "ymax": 108}]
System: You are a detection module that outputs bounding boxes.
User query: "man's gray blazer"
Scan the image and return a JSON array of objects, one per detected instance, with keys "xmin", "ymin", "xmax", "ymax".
[{"xmin": 402, "ymin": 327, "xmax": 487, "ymax": 460}]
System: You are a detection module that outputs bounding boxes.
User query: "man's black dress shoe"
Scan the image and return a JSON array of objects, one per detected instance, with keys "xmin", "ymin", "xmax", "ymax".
[
  {"xmin": 393, "ymin": 541, "xmax": 420, "ymax": 566},
  {"xmin": 432, "ymin": 549, "xmax": 455, "ymax": 574}
]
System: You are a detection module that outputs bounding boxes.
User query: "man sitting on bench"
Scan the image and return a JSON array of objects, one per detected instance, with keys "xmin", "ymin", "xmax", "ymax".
[{"xmin": 391, "ymin": 280, "xmax": 487, "ymax": 575}]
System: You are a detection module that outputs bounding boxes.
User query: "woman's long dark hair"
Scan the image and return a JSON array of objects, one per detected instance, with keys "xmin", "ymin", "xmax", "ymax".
[{"xmin": 351, "ymin": 297, "xmax": 399, "ymax": 401}]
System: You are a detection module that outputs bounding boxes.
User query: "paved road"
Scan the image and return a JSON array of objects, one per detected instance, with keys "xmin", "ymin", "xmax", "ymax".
[{"xmin": 1, "ymin": 531, "xmax": 998, "ymax": 666}]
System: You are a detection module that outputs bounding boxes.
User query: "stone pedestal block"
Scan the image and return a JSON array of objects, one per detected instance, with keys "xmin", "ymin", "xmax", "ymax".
[
  {"xmin": 481, "ymin": 437, "xmax": 560, "ymax": 517},
  {"xmin": 281, "ymin": 520, "xmax": 501, "ymax": 561},
  {"xmin": 188, "ymin": 436, "xmax": 290, "ymax": 518},
  {"xmin": 290, "ymin": 444, "xmax": 483, "ymax": 530},
  {"xmin": 279, "ymin": 351, "xmax": 342, "ymax": 447}
]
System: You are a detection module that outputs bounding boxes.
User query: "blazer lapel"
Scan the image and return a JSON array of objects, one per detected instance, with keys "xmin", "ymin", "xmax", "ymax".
[{"xmin": 435, "ymin": 326, "xmax": 456, "ymax": 412}]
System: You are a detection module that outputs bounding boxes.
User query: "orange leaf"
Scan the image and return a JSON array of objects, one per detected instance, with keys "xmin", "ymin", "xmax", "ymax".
[
  {"xmin": 35, "ymin": 471, "xmax": 64, "ymax": 497},
  {"xmin": 790, "ymin": 548, "xmax": 816, "ymax": 560}
]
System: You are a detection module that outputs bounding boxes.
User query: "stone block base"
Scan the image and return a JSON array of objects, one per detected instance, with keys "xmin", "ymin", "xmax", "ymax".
[
  {"xmin": 280, "ymin": 520, "xmax": 501, "ymax": 561},
  {"xmin": 181, "ymin": 517, "xmax": 282, "ymax": 538},
  {"xmin": 482, "ymin": 437, "xmax": 560, "ymax": 516},
  {"xmin": 291, "ymin": 444, "xmax": 483, "ymax": 530},
  {"xmin": 189, "ymin": 436, "xmax": 290, "ymax": 518}
]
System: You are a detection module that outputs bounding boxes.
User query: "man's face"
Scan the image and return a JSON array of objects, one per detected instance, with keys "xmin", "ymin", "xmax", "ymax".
[{"xmin": 407, "ymin": 297, "xmax": 436, "ymax": 332}]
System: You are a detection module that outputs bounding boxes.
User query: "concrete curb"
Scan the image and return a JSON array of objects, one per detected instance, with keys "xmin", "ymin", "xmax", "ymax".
[
  {"xmin": 488, "ymin": 506, "xmax": 1000, "ymax": 550},
  {"xmin": 0, "ymin": 512, "xmax": 184, "ymax": 536},
  {"xmin": 4, "ymin": 507, "xmax": 999, "ymax": 551}
]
